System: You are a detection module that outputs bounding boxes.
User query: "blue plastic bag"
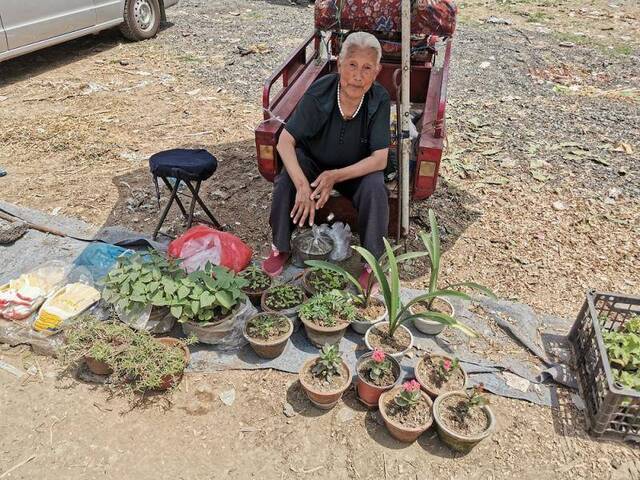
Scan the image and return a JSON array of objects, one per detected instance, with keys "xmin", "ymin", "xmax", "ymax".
[{"xmin": 72, "ymin": 243, "xmax": 133, "ymax": 282}]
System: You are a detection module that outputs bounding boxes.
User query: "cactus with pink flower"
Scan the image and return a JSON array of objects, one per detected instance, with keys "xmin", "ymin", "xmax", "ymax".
[
  {"xmin": 394, "ymin": 380, "xmax": 422, "ymax": 408},
  {"xmin": 435, "ymin": 357, "xmax": 460, "ymax": 382}
]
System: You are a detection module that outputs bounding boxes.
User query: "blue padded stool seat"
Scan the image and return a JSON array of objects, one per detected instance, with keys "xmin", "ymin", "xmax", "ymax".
[
  {"xmin": 149, "ymin": 148, "xmax": 217, "ymax": 181},
  {"xmin": 149, "ymin": 148, "xmax": 221, "ymax": 239}
]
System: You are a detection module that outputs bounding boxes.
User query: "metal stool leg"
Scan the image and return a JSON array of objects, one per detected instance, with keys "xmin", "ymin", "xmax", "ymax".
[
  {"xmin": 183, "ymin": 180, "xmax": 222, "ymax": 229},
  {"xmin": 186, "ymin": 180, "xmax": 199, "ymax": 229},
  {"xmin": 160, "ymin": 177, "xmax": 189, "ymax": 220},
  {"xmin": 153, "ymin": 178, "xmax": 181, "ymax": 240}
]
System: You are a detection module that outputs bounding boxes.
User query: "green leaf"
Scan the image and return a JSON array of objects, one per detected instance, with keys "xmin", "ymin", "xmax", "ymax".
[
  {"xmin": 395, "ymin": 251, "xmax": 429, "ymax": 263},
  {"xmin": 410, "ymin": 311, "xmax": 477, "ymax": 337},
  {"xmin": 446, "ymin": 281, "xmax": 497, "ymax": 299},
  {"xmin": 353, "ymin": 245, "xmax": 392, "ymax": 318},
  {"xmin": 191, "ymin": 300, "xmax": 200, "ymax": 315},
  {"xmin": 216, "ymin": 291, "xmax": 233, "ymax": 309},
  {"xmin": 170, "ymin": 306, "xmax": 183, "ymax": 319},
  {"xmin": 200, "ymin": 291, "xmax": 215, "ymax": 308},
  {"xmin": 177, "ymin": 285, "xmax": 190, "ymax": 300}
]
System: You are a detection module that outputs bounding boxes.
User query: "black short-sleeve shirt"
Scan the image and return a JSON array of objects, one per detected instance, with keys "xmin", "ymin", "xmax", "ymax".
[{"xmin": 284, "ymin": 73, "xmax": 391, "ymax": 169}]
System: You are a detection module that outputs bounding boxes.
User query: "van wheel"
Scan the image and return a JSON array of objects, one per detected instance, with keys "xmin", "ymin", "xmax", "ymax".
[{"xmin": 120, "ymin": 0, "xmax": 161, "ymax": 41}]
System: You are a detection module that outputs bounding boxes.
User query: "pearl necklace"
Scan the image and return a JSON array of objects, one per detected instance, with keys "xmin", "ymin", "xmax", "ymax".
[{"xmin": 337, "ymin": 84, "xmax": 365, "ymax": 121}]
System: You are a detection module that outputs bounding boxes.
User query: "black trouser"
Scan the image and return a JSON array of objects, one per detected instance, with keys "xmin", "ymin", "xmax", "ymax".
[{"xmin": 270, "ymin": 148, "xmax": 389, "ymax": 258}]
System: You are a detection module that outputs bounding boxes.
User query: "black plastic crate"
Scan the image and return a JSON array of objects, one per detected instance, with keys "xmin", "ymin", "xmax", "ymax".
[{"xmin": 569, "ymin": 290, "xmax": 640, "ymax": 442}]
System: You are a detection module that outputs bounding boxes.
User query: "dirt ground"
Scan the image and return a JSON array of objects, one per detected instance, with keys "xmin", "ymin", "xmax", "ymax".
[{"xmin": 0, "ymin": 0, "xmax": 639, "ymax": 478}]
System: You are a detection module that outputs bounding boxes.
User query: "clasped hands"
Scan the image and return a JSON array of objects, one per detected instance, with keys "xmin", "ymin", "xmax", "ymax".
[{"xmin": 290, "ymin": 170, "xmax": 338, "ymax": 227}]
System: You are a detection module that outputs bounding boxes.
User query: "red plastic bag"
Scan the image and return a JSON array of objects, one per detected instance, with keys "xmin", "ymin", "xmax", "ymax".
[{"xmin": 168, "ymin": 225, "xmax": 252, "ymax": 273}]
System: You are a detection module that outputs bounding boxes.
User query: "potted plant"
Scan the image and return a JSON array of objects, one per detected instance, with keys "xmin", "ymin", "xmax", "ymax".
[
  {"xmin": 378, "ymin": 379, "xmax": 434, "ymax": 443},
  {"xmin": 356, "ymin": 348, "xmax": 401, "ymax": 408},
  {"xmin": 299, "ymin": 344, "xmax": 352, "ymax": 410},
  {"xmin": 102, "ymin": 250, "xmax": 185, "ymax": 334},
  {"xmin": 112, "ymin": 332, "xmax": 194, "ymax": 391},
  {"xmin": 61, "ymin": 317, "xmax": 135, "ymax": 376},
  {"xmin": 243, "ymin": 312, "xmax": 293, "ymax": 359},
  {"xmin": 409, "ymin": 209, "xmax": 495, "ymax": 335},
  {"xmin": 360, "ymin": 238, "xmax": 478, "ymax": 358},
  {"xmin": 302, "ymin": 266, "xmax": 348, "ymax": 296},
  {"xmin": 415, "ymin": 354, "xmax": 467, "ymax": 398},
  {"xmin": 175, "ymin": 264, "xmax": 249, "ymax": 344},
  {"xmin": 239, "ymin": 265, "xmax": 272, "ymax": 306},
  {"xmin": 433, "ymin": 384, "xmax": 496, "ymax": 452},
  {"xmin": 299, "ymin": 290, "xmax": 356, "ymax": 347},
  {"xmin": 261, "ymin": 284, "xmax": 306, "ymax": 330},
  {"xmin": 306, "ymin": 259, "xmax": 387, "ymax": 335}
]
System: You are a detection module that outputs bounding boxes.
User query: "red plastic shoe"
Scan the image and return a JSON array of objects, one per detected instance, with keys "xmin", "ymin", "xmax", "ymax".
[
  {"xmin": 262, "ymin": 247, "xmax": 290, "ymax": 277},
  {"xmin": 358, "ymin": 265, "xmax": 378, "ymax": 294}
]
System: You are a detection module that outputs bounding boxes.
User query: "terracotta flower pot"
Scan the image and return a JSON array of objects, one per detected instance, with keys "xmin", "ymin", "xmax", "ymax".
[
  {"xmin": 378, "ymin": 387, "xmax": 434, "ymax": 443},
  {"xmin": 355, "ymin": 352, "xmax": 401, "ymax": 408},
  {"xmin": 84, "ymin": 356, "xmax": 113, "ymax": 376},
  {"xmin": 410, "ymin": 298, "xmax": 454, "ymax": 335},
  {"xmin": 299, "ymin": 357, "xmax": 352, "ymax": 410},
  {"xmin": 364, "ymin": 322, "xmax": 414, "ymax": 359},
  {"xmin": 260, "ymin": 287, "xmax": 306, "ymax": 332},
  {"xmin": 155, "ymin": 337, "xmax": 190, "ymax": 391},
  {"xmin": 243, "ymin": 314, "xmax": 293, "ymax": 359},
  {"xmin": 300, "ymin": 315, "xmax": 350, "ymax": 348},
  {"xmin": 414, "ymin": 353, "xmax": 468, "ymax": 399},
  {"xmin": 433, "ymin": 390, "xmax": 495, "ymax": 453}
]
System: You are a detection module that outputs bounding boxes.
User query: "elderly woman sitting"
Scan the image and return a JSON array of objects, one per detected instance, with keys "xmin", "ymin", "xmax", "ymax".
[{"xmin": 263, "ymin": 32, "xmax": 391, "ymax": 283}]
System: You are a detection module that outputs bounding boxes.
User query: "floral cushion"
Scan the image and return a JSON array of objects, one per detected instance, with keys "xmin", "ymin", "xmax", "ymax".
[{"xmin": 315, "ymin": 0, "xmax": 457, "ymax": 38}]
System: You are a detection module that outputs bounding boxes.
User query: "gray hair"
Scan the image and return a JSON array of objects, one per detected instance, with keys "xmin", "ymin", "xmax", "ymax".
[{"xmin": 339, "ymin": 32, "xmax": 382, "ymax": 64}]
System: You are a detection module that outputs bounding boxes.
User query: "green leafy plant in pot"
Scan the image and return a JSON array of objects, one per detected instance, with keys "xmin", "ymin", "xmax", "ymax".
[
  {"xmin": 302, "ymin": 266, "xmax": 348, "ymax": 296},
  {"xmin": 298, "ymin": 344, "xmax": 352, "ymax": 410},
  {"xmin": 243, "ymin": 313, "xmax": 293, "ymax": 359},
  {"xmin": 174, "ymin": 264, "xmax": 249, "ymax": 344},
  {"xmin": 261, "ymin": 283, "xmax": 307, "ymax": 330},
  {"xmin": 102, "ymin": 250, "xmax": 185, "ymax": 333},
  {"xmin": 305, "ymin": 245, "xmax": 424, "ymax": 335},
  {"xmin": 433, "ymin": 384, "xmax": 495, "ymax": 453},
  {"xmin": 61, "ymin": 316, "xmax": 136, "ymax": 376},
  {"xmin": 239, "ymin": 265, "xmax": 272, "ymax": 306},
  {"xmin": 298, "ymin": 290, "xmax": 356, "ymax": 347},
  {"xmin": 361, "ymin": 238, "xmax": 478, "ymax": 359},
  {"xmin": 111, "ymin": 332, "xmax": 197, "ymax": 392},
  {"xmin": 378, "ymin": 379, "xmax": 434, "ymax": 443},
  {"xmin": 409, "ymin": 209, "xmax": 496, "ymax": 335}
]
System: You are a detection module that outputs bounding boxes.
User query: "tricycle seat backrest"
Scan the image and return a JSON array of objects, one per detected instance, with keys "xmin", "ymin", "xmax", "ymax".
[{"xmin": 314, "ymin": 0, "xmax": 457, "ymax": 39}]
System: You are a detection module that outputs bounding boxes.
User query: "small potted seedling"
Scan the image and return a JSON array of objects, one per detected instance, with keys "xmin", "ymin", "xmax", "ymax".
[
  {"xmin": 378, "ymin": 379, "xmax": 434, "ymax": 443},
  {"xmin": 415, "ymin": 354, "xmax": 467, "ymax": 398},
  {"xmin": 433, "ymin": 384, "xmax": 495, "ymax": 453},
  {"xmin": 299, "ymin": 290, "xmax": 355, "ymax": 347},
  {"xmin": 299, "ymin": 344, "xmax": 352, "ymax": 410},
  {"xmin": 302, "ymin": 266, "xmax": 348, "ymax": 296},
  {"xmin": 356, "ymin": 348, "xmax": 401, "ymax": 408},
  {"xmin": 409, "ymin": 210, "xmax": 495, "ymax": 335},
  {"xmin": 243, "ymin": 312, "xmax": 293, "ymax": 359},
  {"xmin": 176, "ymin": 264, "xmax": 248, "ymax": 344},
  {"xmin": 261, "ymin": 283, "xmax": 306, "ymax": 330},
  {"xmin": 239, "ymin": 265, "xmax": 272, "ymax": 306},
  {"xmin": 61, "ymin": 317, "xmax": 135, "ymax": 376},
  {"xmin": 102, "ymin": 250, "xmax": 185, "ymax": 334}
]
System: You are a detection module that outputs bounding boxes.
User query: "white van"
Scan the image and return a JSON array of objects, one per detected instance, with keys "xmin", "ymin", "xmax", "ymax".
[{"xmin": 0, "ymin": 0, "xmax": 179, "ymax": 63}]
